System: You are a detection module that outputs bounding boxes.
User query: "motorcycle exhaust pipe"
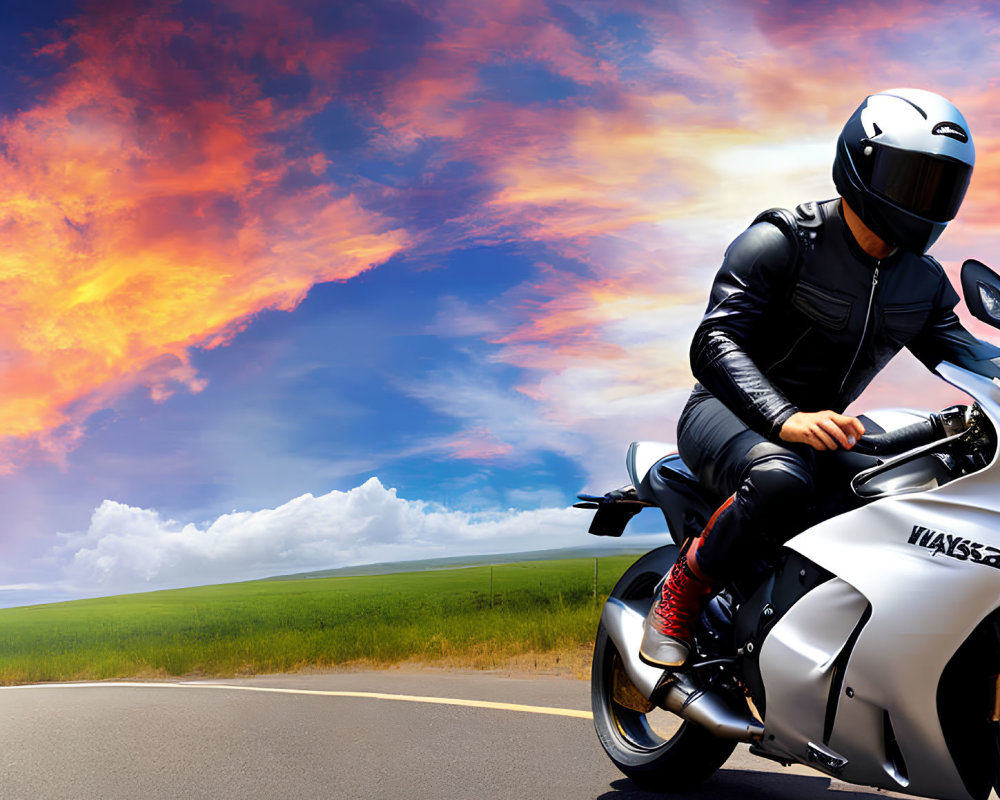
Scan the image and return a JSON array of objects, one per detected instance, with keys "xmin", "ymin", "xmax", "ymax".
[
  {"xmin": 601, "ymin": 597, "xmax": 764, "ymax": 742},
  {"xmin": 658, "ymin": 672, "xmax": 764, "ymax": 742}
]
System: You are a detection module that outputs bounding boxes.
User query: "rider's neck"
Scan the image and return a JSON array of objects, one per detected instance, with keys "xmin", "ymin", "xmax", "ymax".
[{"xmin": 840, "ymin": 198, "xmax": 896, "ymax": 260}]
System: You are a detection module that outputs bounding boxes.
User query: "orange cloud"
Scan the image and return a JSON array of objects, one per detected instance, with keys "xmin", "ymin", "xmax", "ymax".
[
  {"xmin": 381, "ymin": 2, "xmax": 1000, "ymax": 458},
  {"xmin": 374, "ymin": 0, "xmax": 611, "ymax": 151},
  {"xmin": 0, "ymin": 6, "xmax": 408, "ymax": 469},
  {"xmin": 9, "ymin": 0, "xmax": 998, "ymax": 475},
  {"xmin": 440, "ymin": 427, "xmax": 514, "ymax": 460}
]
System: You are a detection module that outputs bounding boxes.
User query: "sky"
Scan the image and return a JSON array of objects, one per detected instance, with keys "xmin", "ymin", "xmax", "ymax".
[{"xmin": 2, "ymin": 0, "xmax": 1000, "ymax": 606}]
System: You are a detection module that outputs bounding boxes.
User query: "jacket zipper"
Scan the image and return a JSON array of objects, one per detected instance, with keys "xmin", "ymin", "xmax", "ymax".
[{"xmin": 839, "ymin": 265, "xmax": 879, "ymax": 394}]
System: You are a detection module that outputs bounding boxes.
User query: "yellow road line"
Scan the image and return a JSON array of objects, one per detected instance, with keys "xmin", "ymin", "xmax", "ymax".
[{"xmin": 2, "ymin": 681, "xmax": 594, "ymax": 720}]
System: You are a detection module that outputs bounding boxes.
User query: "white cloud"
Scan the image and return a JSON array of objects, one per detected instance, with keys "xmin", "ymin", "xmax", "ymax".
[
  {"xmin": 399, "ymin": 281, "xmax": 699, "ymax": 493},
  {"xmin": 50, "ymin": 477, "xmax": 615, "ymax": 596},
  {"xmin": 425, "ymin": 295, "xmax": 503, "ymax": 337}
]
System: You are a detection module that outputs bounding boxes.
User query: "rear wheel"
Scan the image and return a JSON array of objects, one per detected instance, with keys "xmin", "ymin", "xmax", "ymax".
[{"xmin": 591, "ymin": 545, "xmax": 736, "ymax": 791}]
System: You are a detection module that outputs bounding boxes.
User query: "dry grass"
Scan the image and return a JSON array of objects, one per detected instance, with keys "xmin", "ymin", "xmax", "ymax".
[{"xmin": 376, "ymin": 643, "xmax": 596, "ymax": 679}]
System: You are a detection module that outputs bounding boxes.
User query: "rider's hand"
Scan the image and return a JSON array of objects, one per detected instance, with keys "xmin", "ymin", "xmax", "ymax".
[{"xmin": 779, "ymin": 410, "xmax": 866, "ymax": 451}]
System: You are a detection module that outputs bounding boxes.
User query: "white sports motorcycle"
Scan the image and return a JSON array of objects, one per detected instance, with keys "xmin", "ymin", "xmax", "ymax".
[{"xmin": 577, "ymin": 259, "xmax": 1000, "ymax": 800}]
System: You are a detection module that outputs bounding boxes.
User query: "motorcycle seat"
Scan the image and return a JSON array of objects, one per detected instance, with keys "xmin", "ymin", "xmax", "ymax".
[{"xmin": 640, "ymin": 454, "xmax": 715, "ymax": 544}]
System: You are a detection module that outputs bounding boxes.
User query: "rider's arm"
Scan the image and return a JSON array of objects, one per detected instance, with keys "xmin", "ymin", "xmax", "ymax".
[
  {"xmin": 907, "ymin": 263, "xmax": 1000, "ymax": 378},
  {"xmin": 689, "ymin": 222, "xmax": 801, "ymax": 438}
]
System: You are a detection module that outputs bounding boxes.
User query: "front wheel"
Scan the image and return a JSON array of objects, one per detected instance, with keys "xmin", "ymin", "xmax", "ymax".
[{"xmin": 591, "ymin": 545, "xmax": 736, "ymax": 791}]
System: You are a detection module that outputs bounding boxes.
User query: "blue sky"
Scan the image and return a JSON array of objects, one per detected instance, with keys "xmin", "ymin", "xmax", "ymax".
[{"xmin": 2, "ymin": 0, "xmax": 1000, "ymax": 605}]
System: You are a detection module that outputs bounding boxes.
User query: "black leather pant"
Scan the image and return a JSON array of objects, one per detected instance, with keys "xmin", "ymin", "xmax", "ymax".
[{"xmin": 677, "ymin": 388, "xmax": 816, "ymax": 581}]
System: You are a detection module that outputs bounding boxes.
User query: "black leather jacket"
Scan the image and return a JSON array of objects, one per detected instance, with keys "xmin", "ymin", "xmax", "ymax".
[{"xmin": 688, "ymin": 198, "xmax": 1000, "ymax": 438}]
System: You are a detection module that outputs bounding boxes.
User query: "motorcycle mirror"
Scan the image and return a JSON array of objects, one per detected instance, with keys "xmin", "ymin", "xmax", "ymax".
[{"xmin": 961, "ymin": 259, "xmax": 1000, "ymax": 329}]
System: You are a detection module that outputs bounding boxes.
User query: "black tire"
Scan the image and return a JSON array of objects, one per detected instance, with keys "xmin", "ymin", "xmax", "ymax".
[{"xmin": 591, "ymin": 545, "xmax": 737, "ymax": 791}]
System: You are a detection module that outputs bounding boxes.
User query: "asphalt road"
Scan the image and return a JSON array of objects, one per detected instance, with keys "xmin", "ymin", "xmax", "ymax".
[{"xmin": 0, "ymin": 671, "xmax": 930, "ymax": 800}]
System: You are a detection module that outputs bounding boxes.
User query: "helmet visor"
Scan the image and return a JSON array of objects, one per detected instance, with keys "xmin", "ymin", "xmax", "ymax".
[{"xmin": 870, "ymin": 146, "xmax": 972, "ymax": 222}]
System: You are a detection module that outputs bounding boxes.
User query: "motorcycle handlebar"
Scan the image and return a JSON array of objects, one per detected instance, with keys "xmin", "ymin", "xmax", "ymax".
[{"xmin": 851, "ymin": 414, "xmax": 945, "ymax": 457}]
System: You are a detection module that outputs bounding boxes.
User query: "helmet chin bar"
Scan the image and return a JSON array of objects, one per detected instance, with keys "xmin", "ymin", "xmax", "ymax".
[{"xmin": 866, "ymin": 200, "xmax": 945, "ymax": 255}]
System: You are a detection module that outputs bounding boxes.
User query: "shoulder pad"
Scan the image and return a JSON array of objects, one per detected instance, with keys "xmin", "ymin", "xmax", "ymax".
[
  {"xmin": 920, "ymin": 253, "xmax": 945, "ymax": 272},
  {"xmin": 751, "ymin": 203, "xmax": 823, "ymax": 265}
]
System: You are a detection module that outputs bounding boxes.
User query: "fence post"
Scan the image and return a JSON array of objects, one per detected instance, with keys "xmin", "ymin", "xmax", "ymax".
[
  {"xmin": 594, "ymin": 557, "xmax": 598, "ymax": 599},
  {"xmin": 490, "ymin": 566, "xmax": 494, "ymax": 608}
]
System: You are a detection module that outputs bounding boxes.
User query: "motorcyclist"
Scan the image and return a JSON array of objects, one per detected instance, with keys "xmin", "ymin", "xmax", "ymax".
[{"xmin": 640, "ymin": 88, "xmax": 997, "ymax": 669}]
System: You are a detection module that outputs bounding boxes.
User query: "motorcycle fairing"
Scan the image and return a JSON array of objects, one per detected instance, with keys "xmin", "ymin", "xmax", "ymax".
[
  {"xmin": 756, "ymin": 362, "xmax": 1000, "ymax": 800},
  {"xmin": 756, "ymin": 576, "xmax": 871, "ymax": 767},
  {"xmin": 625, "ymin": 441, "xmax": 674, "ymax": 490},
  {"xmin": 733, "ymin": 549, "xmax": 841, "ymax": 719}
]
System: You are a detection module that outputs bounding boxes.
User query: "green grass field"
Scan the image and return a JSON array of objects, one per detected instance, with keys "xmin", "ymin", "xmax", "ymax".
[{"xmin": 0, "ymin": 555, "xmax": 643, "ymax": 685}]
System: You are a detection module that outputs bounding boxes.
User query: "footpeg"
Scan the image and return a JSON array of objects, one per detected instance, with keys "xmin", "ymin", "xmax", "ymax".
[{"xmin": 806, "ymin": 741, "xmax": 848, "ymax": 770}]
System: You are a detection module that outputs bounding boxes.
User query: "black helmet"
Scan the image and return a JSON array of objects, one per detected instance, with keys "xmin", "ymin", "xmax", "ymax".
[{"xmin": 832, "ymin": 88, "xmax": 975, "ymax": 253}]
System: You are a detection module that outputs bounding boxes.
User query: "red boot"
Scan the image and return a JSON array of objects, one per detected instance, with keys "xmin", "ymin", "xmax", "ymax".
[
  {"xmin": 640, "ymin": 494, "xmax": 734, "ymax": 667},
  {"xmin": 639, "ymin": 538, "xmax": 715, "ymax": 667},
  {"xmin": 640, "ymin": 495, "xmax": 734, "ymax": 667}
]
